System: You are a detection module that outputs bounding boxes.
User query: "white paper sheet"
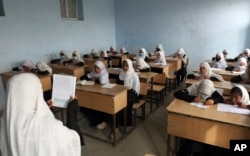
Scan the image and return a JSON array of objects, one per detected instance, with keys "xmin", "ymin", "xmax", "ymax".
[
  {"xmin": 217, "ymin": 103, "xmax": 250, "ymax": 115},
  {"xmin": 52, "ymin": 74, "xmax": 76, "ymax": 108},
  {"xmin": 189, "ymin": 102, "xmax": 211, "ymax": 109},
  {"xmin": 76, "ymin": 80, "xmax": 95, "ymax": 85},
  {"xmin": 102, "ymin": 83, "xmax": 116, "ymax": 88}
]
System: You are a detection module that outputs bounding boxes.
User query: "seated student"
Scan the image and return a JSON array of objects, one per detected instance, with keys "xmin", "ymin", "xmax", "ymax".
[
  {"xmin": 50, "ymin": 50, "xmax": 71, "ymax": 64},
  {"xmin": 119, "ymin": 47, "xmax": 129, "ymax": 55},
  {"xmin": 174, "ymin": 79, "xmax": 224, "ymax": 105},
  {"xmin": 211, "ymin": 52, "xmax": 227, "ymax": 70},
  {"xmin": 99, "ymin": 50, "xmax": 109, "ymax": 59},
  {"xmin": 231, "ymin": 63, "xmax": 250, "ymax": 83},
  {"xmin": 135, "ymin": 57, "xmax": 150, "ymax": 72},
  {"xmin": 89, "ymin": 49, "xmax": 98, "ymax": 58},
  {"xmin": 226, "ymin": 57, "xmax": 247, "ymax": 72},
  {"xmin": 35, "ymin": 61, "xmax": 53, "ymax": 75},
  {"xmin": 234, "ymin": 48, "xmax": 250, "ymax": 62},
  {"xmin": 224, "ymin": 85, "xmax": 250, "ymax": 110},
  {"xmin": 116, "ymin": 59, "xmax": 140, "ymax": 126},
  {"xmin": 154, "ymin": 51, "xmax": 167, "ymax": 65},
  {"xmin": 171, "ymin": 48, "xmax": 188, "ymax": 84},
  {"xmin": 80, "ymin": 60, "xmax": 109, "ymax": 84},
  {"xmin": 187, "ymin": 62, "xmax": 224, "ymax": 81},
  {"xmin": 107, "ymin": 46, "xmax": 118, "ymax": 55},
  {"xmin": 12, "ymin": 60, "xmax": 37, "ymax": 72},
  {"xmin": 67, "ymin": 50, "xmax": 85, "ymax": 66},
  {"xmin": 0, "ymin": 73, "xmax": 84, "ymax": 156},
  {"xmin": 138, "ymin": 48, "xmax": 150, "ymax": 62}
]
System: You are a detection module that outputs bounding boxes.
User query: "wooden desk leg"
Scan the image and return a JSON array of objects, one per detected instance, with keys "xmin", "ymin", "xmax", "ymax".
[
  {"xmin": 113, "ymin": 114, "xmax": 116, "ymax": 146},
  {"xmin": 150, "ymin": 77, "xmax": 153, "ymax": 112},
  {"xmin": 123, "ymin": 107, "xmax": 127, "ymax": 134},
  {"xmin": 167, "ymin": 134, "xmax": 171, "ymax": 156}
]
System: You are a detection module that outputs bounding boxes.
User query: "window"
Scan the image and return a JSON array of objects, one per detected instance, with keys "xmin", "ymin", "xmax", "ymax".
[
  {"xmin": 60, "ymin": 0, "xmax": 83, "ymax": 20},
  {"xmin": 0, "ymin": 0, "xmax": 5, "ymax": 16}
]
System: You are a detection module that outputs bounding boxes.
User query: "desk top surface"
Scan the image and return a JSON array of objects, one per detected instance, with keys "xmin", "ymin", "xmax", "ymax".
[
  {"xmin": 107, "ymin": 68, "xmax": 158, "ymax": 78},
  {"xmin": 1, "ymin": 71, "xmax": 51, "ymax": 78},
  {"xmin": 49, "ymin": 63, "xmax": 84, "ymax": 69},
  {"xmin": 76, "ymin": 84, "xmax": 127, "ymax": 96},
  {"xmin": 167, "ymin": 98, "xmax": 250, "ymax": 127},
  {"xmin": 148, "ymin": 62, "xmax": 170, "ymax": 68}
]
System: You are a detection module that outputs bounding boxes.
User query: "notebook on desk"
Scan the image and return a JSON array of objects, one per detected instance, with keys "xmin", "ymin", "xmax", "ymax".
[{"xmin": 77, "ymin": 80, "xmax": 95, "ymax": 85}]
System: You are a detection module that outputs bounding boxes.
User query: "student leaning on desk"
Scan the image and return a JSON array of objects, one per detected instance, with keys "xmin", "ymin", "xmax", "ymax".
[
  {"xmin": 224, "ymin": 84, "xmax": 250, "ymax": 110},
  {"xmin": 12, "ymin": 59, "xmax": 36, "ymax": 72},
  {"xmin": 231, "ymin": 63, "xmax": 250, "ymax": 83},
  {"xmin": 0, "ymin": 73, "xmax": 84, "ymax": 156},
  {"xmin": 174, "ymin": 79, "xmax": 224, "ymax": 105},
  {"xmin": 50, "ymin": 50, "xmax": 71, "ymax": 65},
  {"xmin": 187, "ymin": 61, "xmax": 224, "ymax": 81}
]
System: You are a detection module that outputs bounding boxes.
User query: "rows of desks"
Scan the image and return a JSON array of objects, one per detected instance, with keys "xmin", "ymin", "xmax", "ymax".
[{"xmin": 166, "ymin": 98, "xmax": 250, "ymax": 155}]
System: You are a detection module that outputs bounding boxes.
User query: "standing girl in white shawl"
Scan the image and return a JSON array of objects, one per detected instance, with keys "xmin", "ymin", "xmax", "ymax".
[
  {"xmin": 0, "ymin": 73, "xmax": 81, "ymax": 156},
  {"xmin": 188, "ymin": 62, "xmax": 224, "ymax": 81},
  {"xmin": 224, "ymin": 85, "xmax": 250, "ymax": 109},
  {"xmin": 211, "ymin": 52, "xmax": 227, "ymax": 69},
  {"xmin": 117, "ymin": 59, "xmax": 140, "ymax": 126},
  {"xmin": 174, "ymin": 79, "xmax": 224, "ymax": 105}
]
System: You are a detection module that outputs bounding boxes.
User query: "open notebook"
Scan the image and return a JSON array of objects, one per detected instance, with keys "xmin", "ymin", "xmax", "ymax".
[{"xmin": 217, "ymin": 103, "xmax": 250, "ymax": 115}]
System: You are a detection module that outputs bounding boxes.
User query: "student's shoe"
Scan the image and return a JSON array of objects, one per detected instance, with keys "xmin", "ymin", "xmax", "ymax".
[{"xmin": 96, "ymin": 122, "xmax": 107, "ymax": 130}]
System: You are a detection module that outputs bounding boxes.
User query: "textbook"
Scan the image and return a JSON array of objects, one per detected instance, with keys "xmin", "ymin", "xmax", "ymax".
[{"xmin": 52, "ymin": 74, "xmax": 76, "ymax": 108}]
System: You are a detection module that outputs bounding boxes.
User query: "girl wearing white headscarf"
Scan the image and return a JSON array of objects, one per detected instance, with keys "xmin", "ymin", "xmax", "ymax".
[
  {"xmin": 224, "ymin": 85, "xmax": 250, "ymax": 110},
  {"xmin": 117, "ymin": 59, "xmax": 140, "ymax": 126},
  {"xmin": 231, "ymin": 63, "xmax": 250, "ymax": 83},
  {"xmin": 138, "ymin": 48, "xmax": 149, "ymax": 61},
  {"xmin": 12, "ymin": 60, "xmax": 37, "ymax": 72},
  {"xmin": 154, "ymin": 51, "xmax": 167, "ymax": 65},
  {"xmin": 174, "ymin": 79, "xmax": 224, "ymax": 105},
  {"xmin": 100, "ymin": 50, "xmax": 108, "ymax": 58},
  {"xmin": 173, "ymin": 48, "xmax": 188, "ymax": 83},
  {"xmin": 234, "ymin": 57, "xmax": 247, "ymax": 72},
  {"xmin": 36, "ymin": 61, "xmax": 53, "ymax": 75},
  {"xmin": 187, "ymin": 62, "xmax": 224, "ymax": 81},
  {"xmin": 135, "ymin": 57, "xmax": 150, "ymax": 72},
  {"xmin": 70, "ymin": 50, "xmax": 85, "ymax": 66},
  {"xmin": 234, "ymin": 48, "xmax": 250, "ymax": 62},
  {"xmin": 211, "ymin": 52, "xmax": 227, "ymax": 69},
  {"xmin": 85, "ymin": 61, "xmax": 109, "ymax": 84},
  {"xmin": 120, "ymin": 47, "xmax": 129, "ymax": 54},
  {"xmin": 0, "ymin": 73, "xmax": 82, "ymax": 156}
]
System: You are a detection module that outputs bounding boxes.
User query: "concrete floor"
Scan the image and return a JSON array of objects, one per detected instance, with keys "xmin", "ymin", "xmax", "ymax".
[{"xmin": 78, "ymin": 83, "xmax": 183, "ymax": 156}]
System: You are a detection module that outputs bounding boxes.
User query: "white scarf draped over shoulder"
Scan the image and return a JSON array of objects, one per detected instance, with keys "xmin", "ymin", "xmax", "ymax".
[
  {"xmin": 200, "ymin": 61, "xmax": 224, "ymax": 81},
  {"xmin": 187, "ymin": 79, "xmax": 216, "ymax": 99},
  {"xmin": 119, "ymin": 59, "xmax": 140, "ymax": 95},
  {"xmin": 136, "ymin": 57, "xmax": 150, "ymax": 69},
  {"xmin": 87, "ymin": 60, "xmax": 109, "ymax": 84},
  {"xmin": 0, "ymin": 73, "xmax": 81, "ymax": 156},
  {"xmin": 211, "ymin": 52, "xmax": 227, "ymax": 69},
  {"xmin": 36, "ymin": 61, "xmax": 52, "ymax": 74},
  {"xmin": 155, "ymin": 51, "xmax": 167, "ymax": 65}
]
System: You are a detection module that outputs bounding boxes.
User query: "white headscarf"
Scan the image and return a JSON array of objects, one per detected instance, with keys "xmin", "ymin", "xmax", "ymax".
[
  {"xmin": 100, "ymin": 50, "xmax": 108, "ymax": 58},
  {"xmin": 36, "ymin": 61, "xmax": 52, "ymax": 74},
  {"xmin": 243, "ymin": 48, "xmax": 250, "ymax": 57},
  {"xmin": 22, "ymin": 60, "xmax": 36, "ymax": 69},
  {"xmin": 156, "ymin": 43, "xmax": 164, "ymax": 52},
  {"xmin": 139, "ymin": 48, "xmax": 149, "ymax": 59},
  {"xmin": 60, "ymin": 50, "xmax": 70, "ymax": 62},
  {"xmin": 0, "ymin": 73, "xmax": 80, "ymax": 156},
  {"xmin": 240, "ymin": 63, "xmax": 250, "ymax": 80},
  {"xmin": 155, "ymin": 51, "xmax": 167, "ymax": 65},
  {"xmin": 233, "ymin": 85, "xmax": 250, "ymax": 105},
  {"xmin": 200, "ymin": 62, "xmax": 224, "ymax": 81},
  {"xmin": 136, "ymin": 57, "xmax": 150, "ymax": 69},
  {"xmin": 211, "ymin": 52, "xmax": 227, "ymax": 69},
  {"xmin": 120, "ymin": 47, "xmax": 127, "ymax": 53},
  {"xmin": 187, "ymin": 79, "xmax": 216, "ymax": 100},
  {"xmin": 234, "ymin": 57, "xmax": 247, "ymax": 72},
  {"xmin": 87, "ymin": 61, "xmax": 109, "ymax": 84},
  {"xmin": 176, "ymin": 48, "xmax": 188, "ymax": 64},
  {"xmin": 119, "ymin": 59, "xmax": 140, "ymax": 95},
  {"xmin": 72, "ymin": 50, "xmax": 84, "ymax": 63}
]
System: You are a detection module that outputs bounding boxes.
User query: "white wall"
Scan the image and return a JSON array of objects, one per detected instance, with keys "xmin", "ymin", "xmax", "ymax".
[
  {"xmin": 0, "ymin": 0, "xmax": 116, "ymax": 109},
  {"xmin": 115, "ymin": 0, "xmax": 250, "ymax": 72}
]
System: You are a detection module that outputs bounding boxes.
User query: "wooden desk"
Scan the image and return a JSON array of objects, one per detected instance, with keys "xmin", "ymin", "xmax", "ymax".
[
  {"xmin": 193, "ymin": 68, "xmax": 242, "ymax": 81},
  {"xmin": 75, "ymin": 84, "xmax": 127, "ymax": 145},
  {"xmin": 1, "ymin": 71, "xmax": 52, "ymax": 91},
  {"xmin": 166, "ymin": 98, "xmax": 250, "ymax": 155},
  {"xmin": 110, "ymin": 54, "xmax": 127, "ymax": 67},
  {"xmin": 49, "ymin": 64, "xmax": 85, "ymax": 80},
  {"xmin": 165, "ymin": 57, "xmax": 182, "ymax": 72},
  {"xmin": 148, "ymin": 63, "xmax": 171, "ymax": 76},
  {"xmin": 84, "ymin": 58, "xmax": 108, "ymax": 72}
]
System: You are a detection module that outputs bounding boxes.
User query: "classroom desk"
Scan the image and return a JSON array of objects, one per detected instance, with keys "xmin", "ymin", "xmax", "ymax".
[
  {"xmin": 193, "ymin": 68, "xmax": 242, "ymax": 81},
  {"xmin": 110, "ymin": 54, "xmax": 127, "ymax": 67},
  {"xmin": 148, "ymin": 63, "xmax": 171, "ymax": 76},
  {"xmin": 49, "ymin": 63, "xmax": 85, "ymax": 80},
  {"xmin": 84, "ymin": 58, "xmax": 108, "ymax": 72},
  {"xmin": 1, "ymin": 71, "xmax": 52, "ymax": 91},
  {"xmin": 166, "ymin": 98, "xmax": 250, "ymax": 155},
  {"xmin": 165, "ymin": 57, "xmax": 182, "ymax": 72},
  {"xmin": 107, "ymin": 68, "xmax": 159, "ymax": 112},
  {"xmin": 75, "ymin": 84, "xmax": 127, "ymax": 146}
]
